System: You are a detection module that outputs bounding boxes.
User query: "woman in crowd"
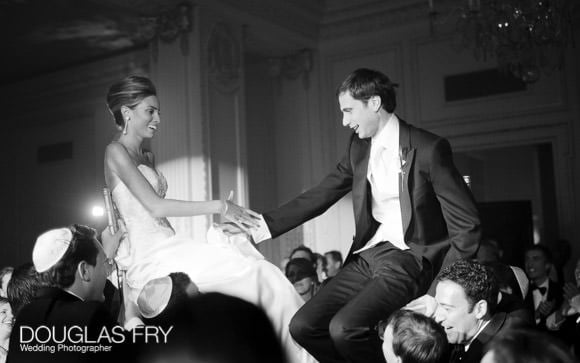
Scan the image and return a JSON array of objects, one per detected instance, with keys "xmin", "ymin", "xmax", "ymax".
[
  {"xmin": 0, "ymin": 297, "xmax": 13, "ymax": 363},
  {"xmin": 0, "ymin": 268, "xmax": 12, "ymax": 299},
  {"xmin": 285, "ymin": 258, "xmax": 321, "ymax": 302}
]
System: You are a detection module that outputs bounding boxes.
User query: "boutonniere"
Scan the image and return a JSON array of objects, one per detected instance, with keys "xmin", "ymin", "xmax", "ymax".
[
  {"xmin": 399, "ymin": 147, "xmax": 410, "ymax": 170},
  {"xmin": 399, "ymin": 147, "xmax": 413, "ymax": 191}
]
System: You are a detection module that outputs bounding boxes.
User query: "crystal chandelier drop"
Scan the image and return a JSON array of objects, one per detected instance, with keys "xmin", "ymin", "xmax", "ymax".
[{"xmin": 429, "ymin": 0, "xmax": 576, "ymax": 83}]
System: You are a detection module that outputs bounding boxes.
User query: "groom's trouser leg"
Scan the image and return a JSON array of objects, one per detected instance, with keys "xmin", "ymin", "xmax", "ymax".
[
  {"xmin": 289, "ymin": 243, "xmax": 433, "ymax": 363},
  {"xmin": 289, "ymin": 253, "xmax": 371, "ymax": 363}
]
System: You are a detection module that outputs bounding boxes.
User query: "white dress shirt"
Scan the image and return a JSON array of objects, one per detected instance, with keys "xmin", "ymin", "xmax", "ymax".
[
  {"xmin": 532, "ymin": 278, "xmax": 550, "ymax": 325},
  {"xmin": 532, "ymin": 278, "xmax": 550, "ymax": 310},
  {"xmin": 354, "ymin": 113, "xmax": 407, "ymax": 253}
]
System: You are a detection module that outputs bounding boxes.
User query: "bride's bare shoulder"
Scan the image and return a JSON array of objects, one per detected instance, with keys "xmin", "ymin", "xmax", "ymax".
[{"xmin": 105, "ymin": 142, "xmax": 132, "ymax": 168}]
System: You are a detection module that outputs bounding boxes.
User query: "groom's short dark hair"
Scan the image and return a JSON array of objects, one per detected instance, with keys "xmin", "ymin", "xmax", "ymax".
[{"xmin": 336, "ymin": 68, "xmax": 398, "ymax": 113}]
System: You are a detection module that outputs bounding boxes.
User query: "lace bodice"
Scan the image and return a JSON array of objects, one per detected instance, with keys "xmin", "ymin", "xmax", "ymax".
[{"xmin": 112, "ymin": 164, "xmax": 175, "ymax": 269}]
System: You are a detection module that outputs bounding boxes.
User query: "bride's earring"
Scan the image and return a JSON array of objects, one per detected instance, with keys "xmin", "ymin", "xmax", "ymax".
[{"xmin": 123, "ymin": 117, "xmax": 129, "ymax": 135}]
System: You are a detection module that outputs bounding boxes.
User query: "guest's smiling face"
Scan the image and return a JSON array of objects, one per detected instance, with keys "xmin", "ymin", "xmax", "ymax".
[
  {"xmin": 434, "ymin": 280, "xmax": 483, "ymax": 344},
  {"xmin": 293, "ymin": 276, "xmax": 314, "ymax": 295},
  {"xmin": 339, "ymin": 91, "xmax": 380, "ymax": 139},
  {"xmin": 525, "ymin": 249, "xmax": 550, "ymax": 281},
  {"xmin": 0, "ymin": 301, "xmax": 13, "ymax": 340}
]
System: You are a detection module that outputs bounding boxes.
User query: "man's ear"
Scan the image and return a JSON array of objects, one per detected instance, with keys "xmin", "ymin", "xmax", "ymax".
[
  {"xmin": 77, "ymin": 261, "xmax": 92, "ymax": 282},
  {"xmin": 369, "ymin": 95, "xmax": 382, "ymax": 112},
  {"xmin": 474, "ymin": 300, "xmax": 488, "ymax": 320}
]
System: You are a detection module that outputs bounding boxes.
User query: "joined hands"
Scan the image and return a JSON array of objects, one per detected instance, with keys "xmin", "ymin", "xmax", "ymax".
[{"xmin": 221, "ymin": 191, "xmax": 261, "ymax": 234}]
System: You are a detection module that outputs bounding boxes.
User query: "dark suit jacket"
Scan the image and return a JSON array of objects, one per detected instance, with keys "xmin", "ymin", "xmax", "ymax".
[
  {"xmin": 7, "ymin": 287, "xmax": 127, "ymax": 363},
  {"xmin": 525, "ymin": 279, "xmax": 563, "ymax": 329},
  {"xmin": 450, "ymin": 312, "xmax": 523, "ymax": 363},
  {"xmin": 263, "ymin": 118, "xmax": 481, "ymax": 275}
]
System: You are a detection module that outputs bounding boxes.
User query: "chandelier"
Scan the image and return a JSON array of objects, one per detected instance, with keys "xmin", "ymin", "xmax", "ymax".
[{"xmin": 429, "ymin": 0, "xmax": 576, "ymax": 83}]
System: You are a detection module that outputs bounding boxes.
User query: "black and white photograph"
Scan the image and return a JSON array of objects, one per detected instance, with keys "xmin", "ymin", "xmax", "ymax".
[{"xmin": 0, "ymin": 0, "xmax": 579, "ymax": 362}]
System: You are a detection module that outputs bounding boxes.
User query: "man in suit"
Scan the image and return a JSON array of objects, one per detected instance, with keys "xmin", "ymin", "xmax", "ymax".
[
  {"xmin": 324, "ymin": 251, "xmax": 343, "ymax": 278},
  {"xmin": 524, "ymin": 244, "xmax": 562, "ymax": 330},
  {"xmin": 247, "ymin": 68, "xmax": 481, "ymax": 363},
  {"xmin": 431, "ymin": 259, "xmax": 525, "ymax": 363},
  {"xmin": 7, "ymin": 224, "xmax": 128, "ymax": 363}
]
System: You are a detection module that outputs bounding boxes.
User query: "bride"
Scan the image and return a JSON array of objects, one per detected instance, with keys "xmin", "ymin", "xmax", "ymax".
[{"xmin": 104, "ymin": 75, "xmax": 311, "ymax": 363}]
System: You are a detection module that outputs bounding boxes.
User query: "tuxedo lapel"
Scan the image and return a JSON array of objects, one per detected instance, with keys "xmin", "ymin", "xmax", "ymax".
[
  {"xmin": 351, "ymin": 137, "xmax": 373, "ymax": 249},
  {"xmin": 398, "ymin": 119, "xmax": 415, "ymax": 238},
  {"xmin": 400, "ymin": 148, "xmax": 414, "ymax": 236},
  {"xmin": 464, "ymin": 313, "xmax": 507, "ymax": 362}
]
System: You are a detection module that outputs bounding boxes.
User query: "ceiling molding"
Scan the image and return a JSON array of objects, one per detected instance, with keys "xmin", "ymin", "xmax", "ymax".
[{"xmin": 321, "ymin": 0, "xmax": 428, "ymax": 39}]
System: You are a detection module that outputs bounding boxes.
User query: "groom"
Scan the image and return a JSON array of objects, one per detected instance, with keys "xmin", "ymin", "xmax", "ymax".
[{"xmin": 250, "ymin": 68, "xmax": 481, "ymax": 363}]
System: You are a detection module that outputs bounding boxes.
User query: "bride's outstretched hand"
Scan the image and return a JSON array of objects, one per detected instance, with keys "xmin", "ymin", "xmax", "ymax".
[{"xmin": 222, "ymin": 191, "xmax": 261, "ymax": 232}]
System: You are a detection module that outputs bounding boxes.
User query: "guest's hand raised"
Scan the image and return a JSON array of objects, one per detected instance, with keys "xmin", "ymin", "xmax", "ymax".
[
  {"xmin": 404, "ymin": 294, "xmax": 438, "ymax": 318},
  {"xmin": 563, "ymin": 282, "xmax": 580, "ymax": 301},
  {"xmin": 536, "ymin": 300, "xmax": 556, "ymax": 318},
  {"xmin": 101, "ymin": 219, "xmax": 127, "ymax": 258},
  {"xmin": 221, "ymin": 191, "xmax": 261, "ymax": 232}
]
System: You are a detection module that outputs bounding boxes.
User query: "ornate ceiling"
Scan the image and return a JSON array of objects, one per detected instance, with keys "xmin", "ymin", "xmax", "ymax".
[{"xmin": 0, "ymin": 0, "xmax": 432, "ymax": 85}]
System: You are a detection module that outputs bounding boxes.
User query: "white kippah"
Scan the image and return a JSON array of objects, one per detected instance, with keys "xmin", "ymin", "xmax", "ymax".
[
  {"xmin": 33, "ymin": 228, "xmax": 73, "ymax": 273},
  {"xmin": 509, "ymin": 265, "xmax": 529, "ymax": 299},
  {"xmin": 137, "ymin": 276, "xmax": 173, "ymax": 319}
]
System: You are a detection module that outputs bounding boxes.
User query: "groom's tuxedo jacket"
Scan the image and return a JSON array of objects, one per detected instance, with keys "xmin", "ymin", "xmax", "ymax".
[{"xmin": 263, "ymin": 118, "xmax": 481, "ymax": 275}]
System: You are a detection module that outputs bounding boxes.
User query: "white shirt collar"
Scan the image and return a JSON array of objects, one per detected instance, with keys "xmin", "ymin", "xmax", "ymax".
[
  {"xmin": 464, "ymin": 319, "xmax": 491, "ymax": 351},
  {"xmin": 538, "ymin": 279, "xmax": 549, "ymax": 289},
  {"xmin": 371, "ymin": 113, "xmax": 398, "ymax": 152},
  {"xmin": 64, "ymin": 289, "xmax": 85, "ymax": 302}
]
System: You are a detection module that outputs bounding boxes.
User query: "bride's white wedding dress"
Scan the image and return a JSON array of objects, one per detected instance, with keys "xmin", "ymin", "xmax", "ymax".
[{"xmin": 111, "ymin": 164, "xmax": 313, "ymax": 363}]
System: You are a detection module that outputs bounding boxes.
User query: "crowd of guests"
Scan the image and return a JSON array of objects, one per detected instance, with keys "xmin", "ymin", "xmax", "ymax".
[
  {"xmin": 0, "ymin": 225, "xmax": 579, "ymax": 363},
  {"xmin": 281, "ymin": 246, "xmax": 344, "ymax": 302},
  {"xmin": 279, "ymin": 240, "xmax": 580, "ymax": 363},
  {"xmin": 0, "ymin": 224, "xmax": 295, "ymax": 363}
]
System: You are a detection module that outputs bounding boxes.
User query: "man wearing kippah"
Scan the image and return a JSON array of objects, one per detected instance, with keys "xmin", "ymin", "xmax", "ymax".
[{"xmin": 7, "ymin": 224, "xmax": 129, "ymax": 363}]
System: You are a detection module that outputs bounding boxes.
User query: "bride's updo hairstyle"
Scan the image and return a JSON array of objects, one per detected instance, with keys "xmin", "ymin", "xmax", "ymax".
[{"xmin": 107, "ymin": 75, "xmax": 157, "ymax": 129}]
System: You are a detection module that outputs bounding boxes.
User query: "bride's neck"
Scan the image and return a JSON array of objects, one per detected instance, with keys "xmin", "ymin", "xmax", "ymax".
[{"xmin": 119, "ymin": 135, "xmax": 144, "ymax": 156}]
